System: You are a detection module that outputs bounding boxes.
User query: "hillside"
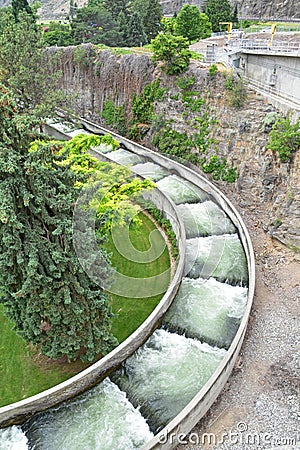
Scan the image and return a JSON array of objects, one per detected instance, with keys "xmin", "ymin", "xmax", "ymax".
[{"xmin": 0, "ymin": 0, "xmax": 299, "ymax": 20}]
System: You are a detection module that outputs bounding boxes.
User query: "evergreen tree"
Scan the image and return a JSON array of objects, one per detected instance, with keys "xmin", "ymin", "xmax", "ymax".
[
  {"xmin": 11, "ymin": 0, "xmax": 33, "ymax": 22},
  {"xmin": 0, "ymin": 11, "xmax": 67, "ymax": 121},
  {"xmin": 142, "ymin": 0, "xmax": 162, "ymax": 42},
  {"xmin": 205, "ymin": 0, "xmax": 233, "ymax": 32},
  {"xmin": 88, "ymin": 0, "xmax": 104, "ymax": 6},
  {"xmin": 104, "ymin": 0, "xmax": 129, "ymax": 20},
  {"xmin": 117, "ymin": 10, "xmax": 130, "ymax": 45},
  {"xmin": 127, "ymin": 10, "xmax": 147, "ymax": 47},
  {"xmin": 0, "ymin": 85, "xmax": 118, "ymax": 362},
  {"xmin": 175, "ymin": 4, "xmax": 212, "ymax": 43},
  {"xmin": 71, "ymin": 6, "xmax": 121, "ymax": 46},
  {"xmin": 233, "ymin": 3, "xmax": 239, "ymax": 25}
]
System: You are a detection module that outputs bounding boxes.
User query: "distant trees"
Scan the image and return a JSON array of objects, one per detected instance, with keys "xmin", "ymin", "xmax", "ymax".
[
  {"xmin": 0, "ymin": 11, "xmax": 68, "ymax": 121},
  {"xmin": 11, "ymin": 0, "xmax": 34, "ymax": 21},
  {"xmin": 138, "ymin": 0, "xmax": 162, "ymax": 42},
  {"xmin": 70, "ymin": 0, "xmax": 161, "ymax": 46},
  {"xmin": 126, "ymin": 10, "xmax": 147, "ymax": 46},
  {"xmin": 175, "ymin": 4, "xmax": 212, "ymax": 43},
  {"xmin": 104, "ymin": 0, "xmax": 128, "ymax": 20},
  {"xmin": 205, "ymin": 0, "xmax": 233, "ymax": 32},
  {"xmin": 42, "ymin": 22, "xmax": 73, "ymax": 47},
  {"xmin": 71, "ymin": 5, "xmax": 121, "ymax": 46}
]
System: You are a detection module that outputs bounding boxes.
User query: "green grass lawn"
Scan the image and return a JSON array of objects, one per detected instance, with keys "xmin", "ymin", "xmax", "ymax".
[
  {"xmin": 0, "ymin": 212, "xmax": 171, "ymax": 406},
  {"xmin": 0, "ymin": 304, "xmax": 73, "ymax": 407},
  {"xmin": 106, "ymin": 212, "xmax": 171, "ymax": 342}
]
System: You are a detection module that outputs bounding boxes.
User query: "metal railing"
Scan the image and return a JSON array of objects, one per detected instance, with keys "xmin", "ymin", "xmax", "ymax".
[{"xmin": 227, "ymin": 39, "xmax": 300, "ymax": 55}]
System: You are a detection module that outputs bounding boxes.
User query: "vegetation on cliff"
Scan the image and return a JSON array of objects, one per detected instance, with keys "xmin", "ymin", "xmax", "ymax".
[{"xmin": 267, "ymin": 117, "xmax": 300, "ymax": 163}]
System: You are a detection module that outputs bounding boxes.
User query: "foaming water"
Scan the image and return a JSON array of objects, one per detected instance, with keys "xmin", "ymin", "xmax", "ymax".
[
  {"xmin": 105, "ymin": 149, "xmax": 145, "ymax": 166},
  {"xmin": 94, "ymin": 143, "xmax": 119, "ymax": 154},
  {"xmin": 0, "ymin": 426, "xmax": 28, "ymax": 450},
  {"xmin": 164, "ymin": 277, "xmax": 248, "ymax": 348},
  {"xmin": 23, "ymin": 379, "xmax": 153, "ymax": 450},
  {"xmin": 131, "ymin": 162, "xmax": 169, "ymax": 181},
  {"xmin": 185, "ymin": 234, "xmax": 248, "ymax": 285},
  {"xmin": 156, "ymin": 175, "xmax": 210, "ymax": 204},
  {"xmin": 177, "ymin": 201, "xmax": 236, "ymax": 238},
  {"xmin": 112, "ymin": 329, "xmax": 226, "ymax": 432}
]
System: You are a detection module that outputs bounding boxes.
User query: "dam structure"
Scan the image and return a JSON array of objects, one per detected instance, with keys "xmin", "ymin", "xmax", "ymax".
[{"xmin": 0, "ymin": 117, "xmax": 255, "ymax": 450}]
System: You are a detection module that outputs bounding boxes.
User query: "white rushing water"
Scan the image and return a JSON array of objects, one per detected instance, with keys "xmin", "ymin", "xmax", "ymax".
[
  {"xmin": 131, "ymin": 162, "xmax": 169, "ymax": 181},
  {"xmin": 185, "ymin": 234, "xmax": 248, "ymax": 284},
  {"xmin": 164, "ymin": 277, "xmax": 248, "ymax": 348},
  {"xmin": 0, "ymin": 426, "xmax": 28, "ymax": 450},
  {"xmin": 24, "ymin": 379, "xmax": 153, "ymax": 450},
  {"xmin": 176, "ymin": 201, "xmax": 236, "ymax": 238},
  {"xmin": 105, "ymin": 149, "xmax": 145, "ymax": 166},
  {"xmin": 94, "ymin": 143, "xmax": 119, "ymax": 154},
  {"xmin": 156, "ymin": 175, "xmax": 210, "ymax": 204},
  {"xmin": 112, "ymin": 329, "xmax": 226, "ymax": 431}
]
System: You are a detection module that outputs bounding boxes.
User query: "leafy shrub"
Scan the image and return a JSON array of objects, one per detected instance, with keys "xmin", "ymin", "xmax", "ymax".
[
  {"xmin": 224, "ymin": 73, "xmax": 247, "ymax": 108},
  {"xmin": 267, "ymin": 117, "xmax": 300, "ymax": 162},
  {"xmin": 151, "ymin": 33, "xmax": 192, "ymax": 75},
  {"xmin": 208, "ymin": 64, "xmax": 218, "ymax": 76},
  {"xmin": 201, "ymin": 155, "xmax": 238, "ymax": 182},
  {"xmin": 176, "ymin": 75, "xmax": 195, "ymax": 90},
  {"xmin": 102, "ymin": 100, "xmax": 127, "ymax": 135},
  {"xmin": 132, "ymin": 79, "xmax": 165, "ymax": 124}
]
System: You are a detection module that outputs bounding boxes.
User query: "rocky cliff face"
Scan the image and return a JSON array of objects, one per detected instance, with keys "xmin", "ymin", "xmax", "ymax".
[
  {"xmin": 0, "ymin": 0, "xmax": 86, "ymax": 20},
  {"xmin": 53, "ymin": 46, "xmax": 300, "ymax": 249},
  {"xmin": 0, "ymin": 0, "xmax": 299, "ymax": 20},
  {"xmin": 235, "ymin": 0, "xmax": 300, "ymax": 19}
]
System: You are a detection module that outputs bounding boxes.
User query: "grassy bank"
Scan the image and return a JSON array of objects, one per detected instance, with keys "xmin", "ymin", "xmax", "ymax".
[{"xmin": 107, "ymin": 212, "xmax": 171, "ymax": 342}]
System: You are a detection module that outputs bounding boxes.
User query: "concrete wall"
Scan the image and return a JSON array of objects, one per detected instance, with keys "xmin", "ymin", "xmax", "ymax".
[{"xmin": 238, "ymin": 51, "xmax": 300, "ymax": 119}]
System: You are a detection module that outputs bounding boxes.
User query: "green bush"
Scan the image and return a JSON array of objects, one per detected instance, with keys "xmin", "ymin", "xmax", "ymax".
[
  {"xmin": 151, "ymin": 33, "xmax": 192, "ymax": 75},
  {"xmin": 267, "ymin": 117, "xmax": 300, "ymax": 162},
  {"xmin": 224, "ymin": 73, "xmax": 247, "ymax": 108},
  {"xmin": 132, "ymin": 79, "xmax": 165, "ymax": 124},
  {"xmin": 101, "ymin": 100, "xmax": 127, "ymax": 135},
  {"xmin": 201, "ymin": 155, "xmax": 238, "ymax": 182},
  {"xmin": 208, "ymin": 64, "xmax": 218, "ymax": 76}
]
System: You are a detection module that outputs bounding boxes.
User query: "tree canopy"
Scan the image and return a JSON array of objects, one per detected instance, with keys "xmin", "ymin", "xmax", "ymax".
[
  {"xmin": 205, "ymin": 0, "xmax": 233, "ymax": 32},
  {"xmin": 68, "ymin": 0, "xmax": 162, "ymax": 46},
  {"xmin": 0, "ymin": 11, "xmax": 68, "ymax": 121},
  {"xmin": 151, "ymin": 33, "xmax": 192, "ymax": 75},
  {"xmin": 175, "ymin": 4, "xmax": 212, "ymax": 43},
  {"xmin": 0, "ymin": 86, "xmax": 118, "ymax": 361},
  {"xmin": 12, "ymin": 0, "xmax": 34, "ymax": 22},
  {"xmin": 71, "ymin": 5, "xmax": 121, "ymax": 46}
]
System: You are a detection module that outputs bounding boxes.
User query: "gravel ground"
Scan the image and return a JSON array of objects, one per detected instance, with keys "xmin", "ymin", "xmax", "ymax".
[{"xmin": 175, "ymin": 194, "xmax": 300, "ymax": 450}]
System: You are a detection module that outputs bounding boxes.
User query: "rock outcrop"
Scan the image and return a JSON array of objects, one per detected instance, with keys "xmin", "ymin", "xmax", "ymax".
[{"xmin": 0, "ymin": 0, "xmax": 299, "ymax": 20}]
